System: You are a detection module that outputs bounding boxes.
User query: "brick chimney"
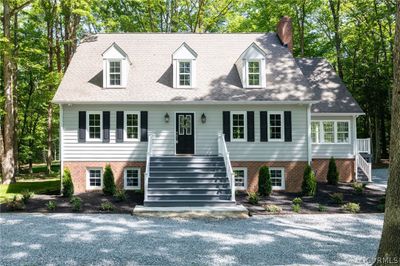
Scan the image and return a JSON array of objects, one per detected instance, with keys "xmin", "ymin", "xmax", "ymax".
[{"xmin": 276, "ymin": 16, "xmax": 293, "ymax": 53}]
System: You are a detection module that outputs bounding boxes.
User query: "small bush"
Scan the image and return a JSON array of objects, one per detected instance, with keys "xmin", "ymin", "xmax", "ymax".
[
  {"xmin": 342, "ymin": 202, "xmax": 360, "ymax": 213},
  {"xmin": 100, "ymin": 201, "xmax": 115, "ymax": 212},
  {"xmin": 62, "ymin": 168, "xmax": 74, "ymax": 197},
  {"xmin": 264, "ymin": 204, "xmax": 282, "ymax": 213},
  {"xmin": 70, "ymin": 196, "xmax": 82, "ymax": 212},
  {"xmin": 330, "ymin": 192, "xmax": 344, "ymax": 204},
  {"xmin": 114, "ymin": 189, "xmax": 127, "ymax": 202},
  {"xmin": 21, "ymin": 189, "xmax": 33, "ymax": 203},
  {"xmin": 247, "ymin": 192, "xmax": 260, "ymax": 205},
  {"xmin": 318, "ymin": 204, "xmax": 328, "ymax": 212},
  {"xmin": 327, "ymin": 157, "xmax": 339, "ymax": 185},
  {"xmin": 46, "ymin": 201, "xmax": 57, "ymax": 211},
  {"xmin": 292, "ymin": 204, "xmax": 301, "ymax": 213},
  {"xmin": 377, "ymin": 204, "xmax": 385, "ymax": 212},
  {"xmin": 258, "ymin": 166, "xmax": 272, "ymax": 197},
  {"xmin": 352, "ymin": 182, "xmax": 365, "ymax": 194},
  {"xmin": 301, "ymin": 165, "xmax": 317, "ymax": 196},
  {"xmin": 6, "ymin": 196, "xmax": 25, "ymax": 211},
  {"xmin": 292, "ymin": 197, "xmax": 303, "ymax": 205},
  {"xmin": 103, "ymin": 164, "xmax": 116, "ymax": 196}
]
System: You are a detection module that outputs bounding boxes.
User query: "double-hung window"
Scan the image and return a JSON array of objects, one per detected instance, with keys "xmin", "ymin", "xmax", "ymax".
[
  {"xmin": 124, "ymin": 168, "xmax": 140, "ymax": 190},
  {"xmin": 87, "ymin": 112, "xmax": 102, "ymax": 141},
  {"xmin": 311, "ymin": 122, "xmax": 320, "ymax": 144},
  {"xmin": 247, "ymin": 61, "xmax": 260, "ymax": 86},
  {"xmin": 268, "ymin": 112, "xmax": 283, "ymax": 141},
  {"xmin": 109, "ymin": 60, "xmax": 121, "ymax": 86},
  {"xmin": 337, "ymin": 121, "xmax": 350, "ymax": 143},
  {"xmin": 231, "ymin": 112, "xmax": 246, "ymax": 141},
  {"xmin": 179, "ymin": 61, "xmax": 191, "ymax": 87},
  {"xmin": 270, "ymin": 168, "xmax": 285, "ymax": 190},
  {"xmin": 233, "ymin": 168, "xmax": 247, "ymax": 190},
  {"xmin": 87, "ymin": 168, "xmax": 102, "ymax": 189},
  {"xmin": 125, "ymin": 112, "xmax": 140, "ymax": 141},
  {"xmin": 311, "ymin": 120, "xmax": 350, "ymax": 144}
]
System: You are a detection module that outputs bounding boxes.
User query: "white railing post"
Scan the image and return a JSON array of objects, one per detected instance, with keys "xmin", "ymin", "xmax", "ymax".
[
  {"xmin": 218, "ymin": 133, "xmax": 235, "ymax": 202},
  {"xmin": 357, "ymin": 138, "xmax": 371, "ymax": 154},
  {"xmin": 144, "ymin": 132, "xmax": 153, "ymax": 202}
]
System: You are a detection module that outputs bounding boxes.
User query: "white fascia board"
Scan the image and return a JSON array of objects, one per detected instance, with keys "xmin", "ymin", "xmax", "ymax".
[{"xmin": 52, "ymin": 100, "xmax": 319, "ymax": 105}]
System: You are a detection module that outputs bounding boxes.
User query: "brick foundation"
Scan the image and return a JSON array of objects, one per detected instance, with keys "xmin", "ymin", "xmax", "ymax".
[
  {"xmin": 231, "ymin": 161, "xmax": 308, "ymax": 193},
  {"xmin": 312, "ymin": 158, "xmax": 355, "ymax": 183},
  {"xmin": 63, "ymin": 161, "xmax": 145, "ymax": 194}
]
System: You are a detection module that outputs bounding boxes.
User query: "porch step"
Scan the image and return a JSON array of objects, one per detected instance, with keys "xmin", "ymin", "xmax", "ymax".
[
  {"xmin": 357, "ymin": 167, "xmax": 369, "ymax": 182},
  {"xmin": 148, "ymin": 182, "xmax": 230, "ymax": 189},
  {"xmin": 144, "ymin": 200, "xmax": 236, "ymax": 207}
]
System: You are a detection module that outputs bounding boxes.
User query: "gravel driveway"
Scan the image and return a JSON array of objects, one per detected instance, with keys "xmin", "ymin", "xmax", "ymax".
[{"xmin": 0, "ymin": 213, "xmax": 383, "ymax": 265}]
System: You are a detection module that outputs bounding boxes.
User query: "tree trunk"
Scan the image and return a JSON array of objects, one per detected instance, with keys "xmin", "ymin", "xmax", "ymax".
[
  {"xmin": 328, "ymin": 0, "xmax": 344, "ymax": 79},
  {"xmin": 13, "ymin": 12, "xmax": 19, "ymax": 175},
  {"xmin": 2, "ymin": 0, "xmax": 16, "ymax": 184},
  {"xmin": 374, "ymin": 0, "xmax": 400, "ymax": 263}
]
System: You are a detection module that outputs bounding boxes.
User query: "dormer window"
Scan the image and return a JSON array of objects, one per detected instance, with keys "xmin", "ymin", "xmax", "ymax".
[
  {"xmin": 172, "ymin": 43, "xmax": 197, "ymax": 89},
  {"xmin": 235, "ymin": 43, "xmax": 267, "ymax": 89},
  {"xmin": 102, "ymin": 42, "xmax": 131, "ymax": 88},
  {"xmin": 179, "ymin": 61, "xmax": 191, "ymax": 87}
]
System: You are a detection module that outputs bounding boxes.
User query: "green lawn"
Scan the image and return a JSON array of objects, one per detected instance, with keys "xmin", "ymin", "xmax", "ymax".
[{"xmin": 0, "ymin": 178, "xmax": 60, "ymax": 203}]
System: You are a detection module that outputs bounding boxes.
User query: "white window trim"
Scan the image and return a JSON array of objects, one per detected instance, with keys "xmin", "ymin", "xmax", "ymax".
[
  {"xmin": 311, "ymin": 121, "xmax": 320, "ymax": 144},
  {"xmin": 124, "ymin": 167, "xmax": 141, "ymax": 190},
  {"xmin": 124, "ymin": 111, "xmax": 140, "ymax": 141},
  {"xmin": 246, "ymin": 60, "xmax": 261, "ymax": 88},
  {"xmin": 233, "ymin": 167, "xmax": 248, "ymax": 190},
  {"xmin": 86, "ymin": 111, "xmax": 103, "ymax": 142},
  {"xmin": 270, "ymin": 167, "xmax": 285, "ymax": 190},
  {"xmin": 177, "ymin": 60, "xmax": 192, "ymax": 88},
  {"xmin": 107, "ymin": 59, "xmax": 123, "ymax": 88},
  {"xmin": 230, "ymin": 111, "xmax": 247, "ymax": 142},
  {"xmin": 312, "ymin": 120, "xmax": 351, "ymax": 144},
  {"xmin": 268, "ymin": 111, "xmax": 284, "ymax": 142},
  {"xmin": 86, "ymin": 168, "xmax": 103, "ymax": 190}
]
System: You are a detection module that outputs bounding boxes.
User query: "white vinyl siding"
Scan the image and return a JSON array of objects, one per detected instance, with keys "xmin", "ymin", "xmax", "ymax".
[
  {"xmin": 311, "ymin": 116, "xmax": 354, "ymax": 159},
  {"xmin": 124, "ymin": 168, "xmax": 141, "ymax": 190},
  {"xmin": 62, "ymin": 104, "xmax": 308, "ymax": 162}
]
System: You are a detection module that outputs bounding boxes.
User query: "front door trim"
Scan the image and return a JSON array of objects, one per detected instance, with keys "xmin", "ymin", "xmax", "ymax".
[{"xmin": 174, "ymin": 111, "xmax": 196, "ymax": 155}]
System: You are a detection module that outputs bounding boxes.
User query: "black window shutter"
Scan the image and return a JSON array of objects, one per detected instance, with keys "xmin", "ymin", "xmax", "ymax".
[
  {"xmin": 223, "ymin": 111, "xmax": 230, "ymax": 142},
  {"xmin": 247, "ymin": 111, "xmax": 255, "ymax": 142},
  {"xmin": 140, "ymin": 111, "xmax": 148, "ymax": 142},
  {"xmin": 284, "ymin": 111, "xmax": 292, "ymax": 142},
  {"xmin": 78, "ymin": 111, "xmax": 86, "ymax": 143},
  {"xmin": 260, "ymin": 111, "xmax": 268, "ymax": 142},
  {"xmin": 103, "ymin": 111, "xmax": 110, "ymax": 143},
  {"xmin": 116, "ymin": 111, "xmax": 124, "ymax": 143}
]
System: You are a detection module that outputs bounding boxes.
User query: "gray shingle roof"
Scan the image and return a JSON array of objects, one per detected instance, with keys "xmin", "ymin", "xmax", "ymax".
[
  {"xmin": 52, "ymin": 33, "xmax": 315, "ymax": 103},
  {"xmin": 295, "ymin": 58, "xmax": 364, "ymax": 114}
]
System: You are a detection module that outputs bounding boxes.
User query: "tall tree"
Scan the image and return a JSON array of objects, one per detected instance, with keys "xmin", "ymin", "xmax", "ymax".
[
  {"xmin": 375, "ymin": 0, "xmax": 400, "ymax": 262},
  {"xmin": 328, "ymin": 0, "xmax": 344, "ymax": 78}
]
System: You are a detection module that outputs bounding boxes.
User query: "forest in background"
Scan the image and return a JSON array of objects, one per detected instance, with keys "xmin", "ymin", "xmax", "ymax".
[{"xmin": 1, "ymin": 0, "xmax": 396, "ymax": 183}]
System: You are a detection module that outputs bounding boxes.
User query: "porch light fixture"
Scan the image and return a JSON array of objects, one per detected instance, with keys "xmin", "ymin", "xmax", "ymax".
[
  {"xmin": 164, "ymin": 113, "xmax": 170, "ymax": 123},
  {"xmin": 201, "ymin": 113, "xmax": 206, "ymax": 124}
]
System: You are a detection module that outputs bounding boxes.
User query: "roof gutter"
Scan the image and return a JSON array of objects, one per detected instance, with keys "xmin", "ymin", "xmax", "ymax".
[{"xmin": 52, "ymin": 100, "xmax": 320, "ymax": 105}]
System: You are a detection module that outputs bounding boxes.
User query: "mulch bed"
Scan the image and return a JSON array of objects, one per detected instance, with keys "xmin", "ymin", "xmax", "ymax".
[
  {"xmin": 0, "ymin": 191, "xmax": 143, "ymax": 214},
  {"xmin": 237, "ymin": 182, "xmax": 386, "ymax": 216}
]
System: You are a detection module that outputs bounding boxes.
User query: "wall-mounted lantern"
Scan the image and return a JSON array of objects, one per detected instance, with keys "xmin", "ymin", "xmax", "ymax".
[
  {"xmin": 164, "ymin": 113, "xmax": 170, "ymax": 123},
  {"xmin": 201, "ymin": 113, "xmax": 206, "ymax": 124}
]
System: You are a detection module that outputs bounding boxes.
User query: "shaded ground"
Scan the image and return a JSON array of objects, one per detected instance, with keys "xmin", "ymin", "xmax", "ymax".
[
  {"xmin": 238, "ymin": 182, "xmax": 385, "ymax": 215},
  {"xmin": 367, "ymin": 168, "xmax": 388, "ymax": 192},
  {"xmin": 0, "ymin": 213, "xmax": 383, "ymax": 265}
]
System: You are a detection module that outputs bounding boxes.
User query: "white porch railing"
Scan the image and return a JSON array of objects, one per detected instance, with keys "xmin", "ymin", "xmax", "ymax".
[
  {"xmin": 218, "ymin": 133, "xmax": 235, "ymax": 202},
  {"xmin": 144, "ymin": 133, "xmax": 153, "ymax": 201},
  {"xmin": 357, "ymin": 138, "xmax": 371, "ymax": 154},
  {"xmin": 357, "ymin": 153, "xmax": 372, "ymax": 182}
]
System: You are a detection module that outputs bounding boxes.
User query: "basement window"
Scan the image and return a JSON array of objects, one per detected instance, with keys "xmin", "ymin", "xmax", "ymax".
[
  {"xmin": 270, "ymin": 168, "xmax": 285, "ymax": 190},
  {"xmin": 233, "ymin": 168, "xmax": 247, "ymax": 190},
  {"xmin": 87, "ymin": 168, "xmax": 102, "ymax": 189},
  {"xmin": 124, "ymin": 168, "xmax": 140, "ymax": 190}
]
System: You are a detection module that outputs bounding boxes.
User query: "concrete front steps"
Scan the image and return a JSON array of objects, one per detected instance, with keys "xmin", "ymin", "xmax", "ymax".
[{"xmin": 144, "ymin": 156, "xmax": 236, "ymax": 207}]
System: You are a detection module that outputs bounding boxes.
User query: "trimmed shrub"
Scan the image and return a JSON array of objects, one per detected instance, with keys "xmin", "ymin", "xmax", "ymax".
[
  {"xmin": 102, "ymin": 164, "xmax": 116, "ymax": 196},
  {"xmin": 301, "ymin": 165, "xmax": 317, "ymax": 196},
  {"xmin": 352, "ymin": 182, "xmax": 365, "ymax": 194},
  {"xmin": 46, "ymin": 201, "xmax": 57, "ymax": 211},
  {"xmin": 100, "ymin": 201, "xmax": 115, "ymax": 212},
  {"xmin": 247, "ymin": 192, "xmax": 260, "ymax": 205},
  {"xmin": 292, "ymin": 197, "xmax": 303, "ymax": 205},
  {"xmin": 327, "ymin": 157, "xmax": 339, "ymax": 185},
  {"xmin": 258, "ymin": 166, "xmax": 272, "ymax": 196},
  {"xmin": 330, "ymin": 192, "xmax": 344, "ymax": 204},
  {"xmin": 62, "ymin": 168, "xmax": 74, "ymax": 197},
  {"xmin": 342, "ymin": 202, "xmax": 360, "ymax": 213},
  {"xmin": 21, "ymin": 189, "xmax": 33, "ymax": 203},
  {"xmin": 318, "ymin": 204, "xmax": 328, "ymax": 212},
  {"xmin": 292, "ymin": 204, "xmax": 301, "ymax": 213},
  {"xmin": 114, "ymin": 189, "xmax": 127, "ymax": 202},
  {"xmin": 264, "ymin": 204, "xmax": 282, "ymax": 213},
  {"xmin": 70, "ymin": 196, "xmax": 82, "ymax": 212},
  {"xmin": 6, "ymin": 196, "xmax": 25, "ymax": 211}
]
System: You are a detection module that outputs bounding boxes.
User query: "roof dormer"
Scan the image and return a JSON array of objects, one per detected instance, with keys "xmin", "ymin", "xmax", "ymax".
[
  {"xmin": 102, "ymin": 42, "xmax": 131, "ymax": 88},
  {"xmin": 172, "ymin": 42, "xmax": 197, "ymax": 88},
  {"xmin": 235, "ymin": 43, "xmax": 267, "ymax": 89}
]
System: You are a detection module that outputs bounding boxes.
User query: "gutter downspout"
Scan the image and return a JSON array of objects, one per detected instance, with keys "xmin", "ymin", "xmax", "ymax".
[
  {"xmin": 59, "ymin": 104, "xmax": 64, "ymax": 195},
  {"xmin": 307, "ymin": 104, "xmax": 312, "ymax": 165},
  {"xmin": 352, "ymin": 115, "xmax": 358, "ymax": 181}
]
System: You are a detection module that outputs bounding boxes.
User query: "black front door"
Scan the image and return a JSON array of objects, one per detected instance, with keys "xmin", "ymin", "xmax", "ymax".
[{"xmin": 176, "ymin": 113, "xmax": 195, "ymax": 154}]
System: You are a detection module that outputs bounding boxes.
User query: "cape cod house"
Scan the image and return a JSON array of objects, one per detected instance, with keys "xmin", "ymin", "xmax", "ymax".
[{"xmin": 53, "ymin": 17, "xmax": 371, "ymax": 207}]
